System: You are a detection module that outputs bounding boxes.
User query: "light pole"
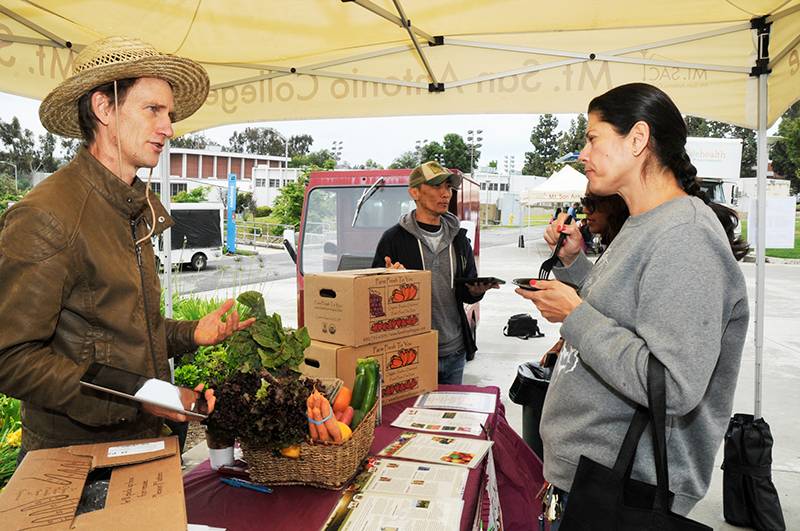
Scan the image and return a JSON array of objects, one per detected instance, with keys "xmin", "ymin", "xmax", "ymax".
[
  {"xmin": 273, "ymin": 130, "xmax": 289, "ymax": 184},
  {"xmin": 467, "ymin": 129, "xmax": 483, "ymax": 174},
  {"xmin": 415, "ymin": 139, "xmax": 428, "ymax": 164},
  {"xmin": 330, "ymin": 140, "xmax": 344, "ymax": 167},
  {"xmin": 0, "ymin": 160, "xmax": 18, "ymax": 192}
]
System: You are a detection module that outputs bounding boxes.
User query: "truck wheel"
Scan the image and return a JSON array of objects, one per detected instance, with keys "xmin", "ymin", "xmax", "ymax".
[{"xmin": 191, "ymin": 253, "xmax": 207, "ymax": 271}]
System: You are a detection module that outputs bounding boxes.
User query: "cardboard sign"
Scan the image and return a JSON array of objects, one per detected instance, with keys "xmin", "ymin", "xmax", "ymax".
[
  {"xmin": 0, "ymin": 437, "xmax": 186, "ymax": 530},
  {"xmin": 305, "ymin": 268, "xmax": 431, "ymax": 347},
  {"xmin": 303, "ymin": 330, "xmax": 438, "ymax": 405}
]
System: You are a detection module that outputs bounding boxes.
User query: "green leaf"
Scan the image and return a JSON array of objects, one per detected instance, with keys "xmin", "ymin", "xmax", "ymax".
[
  {"xmin": 237, "ymin": 291, "xmax": 267, "ymax": 319},
  {"xmin": 255, "ymin": 378, "xmax": 271, "ymax": 401}
]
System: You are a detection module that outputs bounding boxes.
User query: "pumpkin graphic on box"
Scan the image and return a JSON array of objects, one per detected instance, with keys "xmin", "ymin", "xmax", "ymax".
[
  {"xmin": 388, "ymin": 348, "xmax": 417, "ymax": 369},
  {"xmin": 390, "ymin": 283, "xmax": 418, "ymax": 304}
]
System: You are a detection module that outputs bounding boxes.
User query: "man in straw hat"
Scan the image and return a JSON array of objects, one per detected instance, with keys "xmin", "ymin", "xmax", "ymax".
[
  {"xmin": 0, "ymin": 36, "xmax": 253, "ymax": 456},
  {"xmin": 372, "ymin": 161, "xmax": 498, "ymax": 385}
]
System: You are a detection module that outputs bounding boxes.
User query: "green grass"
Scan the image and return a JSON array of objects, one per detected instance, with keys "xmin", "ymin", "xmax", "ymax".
[{"xmin": 741, "ymin": 218, "xmax": 800, "ymax": 259}]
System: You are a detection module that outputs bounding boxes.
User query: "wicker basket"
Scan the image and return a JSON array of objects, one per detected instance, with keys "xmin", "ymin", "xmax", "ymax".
[{"xmin": 240, "ymin": 384, "xmax": 377, "ymax": 489}]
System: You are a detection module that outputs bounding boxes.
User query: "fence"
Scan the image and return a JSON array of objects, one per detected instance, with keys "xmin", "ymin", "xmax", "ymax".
[{"xmin": 225, "ymin": 220, "xmax": 296, "ymax": 248}]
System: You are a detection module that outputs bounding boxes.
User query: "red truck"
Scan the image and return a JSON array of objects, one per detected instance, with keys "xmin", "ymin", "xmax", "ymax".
[{"xmin": 288, "ymin": 168, "xmax": 481, "ymax": 328}]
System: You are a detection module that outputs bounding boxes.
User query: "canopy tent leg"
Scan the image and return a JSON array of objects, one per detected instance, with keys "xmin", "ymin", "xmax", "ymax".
[
  {"xmin": 754, "ymin": 72, "xmax": 767, "ymax": 420},
  {"xmin": 159, "ymin": 140, "xmax": 174, "ymax": 319}
]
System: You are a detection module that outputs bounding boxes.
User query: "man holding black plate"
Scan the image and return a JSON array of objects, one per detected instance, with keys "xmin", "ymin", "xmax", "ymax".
[{"xmin": 372, "ymin": 161, "xmax": 498, "ymax": 385}]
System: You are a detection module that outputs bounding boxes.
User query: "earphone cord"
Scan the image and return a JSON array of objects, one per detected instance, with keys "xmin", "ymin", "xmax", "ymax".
[{"xmin": 113, "ymin": 79, "xmax": 157, "ymax": 246}]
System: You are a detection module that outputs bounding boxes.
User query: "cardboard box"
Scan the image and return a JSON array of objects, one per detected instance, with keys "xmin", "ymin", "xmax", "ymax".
[
  {"xmin": 0, "ymin": 437, "xmax": 186, "ymax": 530},
  {"xmin": 305, "ymin": 268, "xmax": 431, "ymax": 347},
  {"xmin": 302, "ymin": 330, "xmax": 438, "ymax": 405}
]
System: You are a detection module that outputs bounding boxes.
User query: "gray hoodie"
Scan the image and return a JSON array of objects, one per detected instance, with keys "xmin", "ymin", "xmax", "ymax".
[
  {"xmin": 543, "ymin": 196, "xmax": 748, "ymax": 515},
  {"xmin": 399, "ymin": 211, "xmax": 465, "ymax": 356}
]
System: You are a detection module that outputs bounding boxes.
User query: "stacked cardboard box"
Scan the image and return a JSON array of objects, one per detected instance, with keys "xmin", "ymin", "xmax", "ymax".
[{"xmin": 302, "ymin": 268, "xmax": 437, "ymax": 405}]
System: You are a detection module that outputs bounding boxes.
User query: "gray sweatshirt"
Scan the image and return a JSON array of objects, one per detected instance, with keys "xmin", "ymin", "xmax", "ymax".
[
  {"xmin": 542, "ymin": 196, "xmax": 749, "ymax": 514},
  {"xmin": 399, "ymin": 212, "xmax": 465, "ymax": 356}
]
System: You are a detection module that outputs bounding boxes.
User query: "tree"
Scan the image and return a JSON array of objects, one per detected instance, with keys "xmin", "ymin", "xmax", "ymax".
[
  {"xmin": 418, "ymin": 141, "xmax": 445, "ymax": 166},
  {"xmin": 228, "ymin": 127, "xmax": 282, "ymax": 155},
  {"xmin": 271, "ymin": 172, "xmax": 310, "ymax": 232},
  {"xmin": 389, "ymin": 150, "xmax": 420, "ymax": 169},
  {"xmin": 60, "ymin": 137, "xmax": 80, "ymax": 161},
  {"xmin": 442, "ymin": 133, "xmax": 474, "ymax": 172},
  {"xmin": 358, "ymin": 159, "xmax": 383, "ymax": 169},
  {"xmin": 488, "ymin": 160, "xmax": 497, "ymax": 169},
  {"xmin": 288, "ymin": 134, "xmax": 313, "ymax": 157},
  {"xmin": 772, "ymin": 102, "xmax": 800, "ymax": 193},
  {"xmin": 171, "ymin": 133, "xmax": 215, "ymax": 149},
  {"xmin": 236, "ymin": 191, "xmax": 255, "ymax": 216},
  {"xmin": 556, "ymin": 113, "xmax": 588, "ymax": 172},
  {"xmin": 172, "ymin": 186, "xmax": 209, "ymax": 202},
  {"xmin": 523, "ymin": 114, "xmax": 559, "ymax": 176},
  {"xmin": 290, "ymin": 149, "xmax": 335, "ymax": 169}
]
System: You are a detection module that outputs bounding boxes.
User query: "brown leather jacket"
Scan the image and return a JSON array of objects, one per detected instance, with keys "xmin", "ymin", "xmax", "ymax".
[{"xmin": 0, "ymin": 147, "xmax": 198, "ymax": 450}]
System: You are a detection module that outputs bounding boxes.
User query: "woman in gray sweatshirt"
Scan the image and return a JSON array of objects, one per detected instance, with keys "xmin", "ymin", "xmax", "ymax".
[{"xmin": 516, "ymin": 83, "xmax": 749, "ymax": 524}]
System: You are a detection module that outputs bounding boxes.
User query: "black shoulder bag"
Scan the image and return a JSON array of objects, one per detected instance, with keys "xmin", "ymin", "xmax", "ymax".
[
  {"xmin": 559, "ymin": 355, "xmax": 712, "ymax": 530},
  {"xmin": 503, "ymin": 313, "xmax": 544, "ymax": 339}
]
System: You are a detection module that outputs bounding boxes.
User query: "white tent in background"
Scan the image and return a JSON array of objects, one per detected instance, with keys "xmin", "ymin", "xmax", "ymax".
[{"xmin": 523, "ymin": 165, "xmax": 588, "ymax": 204}]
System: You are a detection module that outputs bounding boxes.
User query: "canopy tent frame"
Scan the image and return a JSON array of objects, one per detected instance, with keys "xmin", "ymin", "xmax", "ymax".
[{"xmin": 0, "ymin": 2, "xmax": 796, "ymax": 420}]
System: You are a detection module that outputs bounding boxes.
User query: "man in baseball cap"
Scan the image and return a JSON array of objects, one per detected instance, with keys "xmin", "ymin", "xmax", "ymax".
[
  {"xmin": 372, "ymin": 161, "xmax": 496, "ymax": 385},
  {"xmin": 0, "ymin": 36, "xmax": 253, "ymax": 457},
  {"xmin": 408, "ymin": 160, "xmax": 463, "ymax": 190}
]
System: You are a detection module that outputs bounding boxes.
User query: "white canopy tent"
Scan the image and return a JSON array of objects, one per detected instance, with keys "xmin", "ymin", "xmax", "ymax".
[
  {"xmin": 0, "ymin": 0, "xmax": 798, "ymax": 417},
  {"xmin": 522, "ymin": 165, "xmax": 588, "ymax": 204}
]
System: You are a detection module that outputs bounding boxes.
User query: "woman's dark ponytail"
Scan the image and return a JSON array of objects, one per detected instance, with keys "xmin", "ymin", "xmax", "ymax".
[
  {"xmin": 588, "ymin": 83, "xmax": 749, "ymax": 261},
  {"xmin": 672, "ymin": 150, "xmax": 705, "ymax": 202}
]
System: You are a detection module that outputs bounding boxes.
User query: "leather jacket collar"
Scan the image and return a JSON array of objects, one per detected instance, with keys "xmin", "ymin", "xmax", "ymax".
[{"xmin": 74, "ymin": 146, "xmax": 173, "ymax": 234}]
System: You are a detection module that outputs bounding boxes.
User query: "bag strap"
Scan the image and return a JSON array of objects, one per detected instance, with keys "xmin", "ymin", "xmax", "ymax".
[
  {"xmin": 612, "ymin": 405, "xmax": 649, "ymax": 478},
  {"xmin": 646, "ymin": 355, "xmax": 671, "ymax": 512}
]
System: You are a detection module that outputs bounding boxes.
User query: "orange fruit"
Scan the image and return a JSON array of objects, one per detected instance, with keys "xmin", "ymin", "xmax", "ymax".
[{"xmin": 332, "ymin": 386, "xmax": 352, "ymax": 413}]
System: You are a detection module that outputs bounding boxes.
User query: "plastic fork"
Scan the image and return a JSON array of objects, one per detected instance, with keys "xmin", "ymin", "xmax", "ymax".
[{"xmin": 538, "ymin": 217, "xmax": 573, "ymax": 280}]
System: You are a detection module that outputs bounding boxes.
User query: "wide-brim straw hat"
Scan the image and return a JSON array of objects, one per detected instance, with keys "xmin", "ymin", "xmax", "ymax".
[{"xmin": 40, "ymin": 36, "xmax": 209, "ymax": 138}]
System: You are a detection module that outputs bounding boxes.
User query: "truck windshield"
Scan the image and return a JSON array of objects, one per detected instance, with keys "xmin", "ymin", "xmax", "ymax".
[
  {"xmin": 301, "ymin": 185, "xmax": 415, "ymax": 274},
  {"xmin": 699, "ymin": 180, "xmax": 726, "ymax": 203}
]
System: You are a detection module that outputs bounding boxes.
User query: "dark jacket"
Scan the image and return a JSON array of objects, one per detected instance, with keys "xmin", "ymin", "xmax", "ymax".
[
  {"xmin": 372, "ymin": 214, "xmax": 482, "ymax": 359},
  {"xmin": 0, "ymin": 147, "xmax": 198, "ymax": 450}
]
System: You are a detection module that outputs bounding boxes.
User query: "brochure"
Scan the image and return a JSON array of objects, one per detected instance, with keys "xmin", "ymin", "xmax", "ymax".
[
  {"xmin": 391, "ymin": 407, "xmax": 489, "ymax": 437},
  {"xmin": 325, "ymin": 493, "xmax": 463, "ymax": 531},
  {"xmin": 378, "ymin": 431, "xmax": 493, "ymax": 469},
  {"xmin": 414, "ymin": 391, "xmax": 497, "ymax": 414},
  {"xmin": 322, "ymin": 459, "xmax": 467, "ymax": 531},
  {"xmin": 361, "ymin": 458, "xmax": 469, "ymax": 499}
]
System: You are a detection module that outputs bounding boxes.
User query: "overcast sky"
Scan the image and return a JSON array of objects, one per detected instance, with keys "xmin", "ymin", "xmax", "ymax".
[{"xmin": 0, "ymin": 92, "xmax": 581, "ymax": 171}]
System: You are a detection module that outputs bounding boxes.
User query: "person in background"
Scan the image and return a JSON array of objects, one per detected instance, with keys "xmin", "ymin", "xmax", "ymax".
[
  {"xmin": 0, "ymin": 36, "xmax": 254, "ymax": 458},
  {"xmin": 515, "ymin": 82, "xmax": 749, "ymax": 528},
  {"xmin": 372, "ymin": 161, "xmax": 497, "ymax": 385},
  {"xmin": 566, "ymin": 202, "xmax": 580, "ymax": 219},
  {"xmin": 551, "ymin": 206, "xmax": 562, "ymax": 223},
  {"xmin": 579, "ymin": 192, "xmax": 630, "ymax": 253}
]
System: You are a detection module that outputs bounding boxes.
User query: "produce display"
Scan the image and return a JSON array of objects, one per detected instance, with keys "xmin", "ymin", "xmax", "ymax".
[
  {"xmin": 307, "ymin": 357, "xmax": 379, "ymax": 442},
  {"xmin": 204, "ymin": 291, "xmax": 320, "ymax": 452}
]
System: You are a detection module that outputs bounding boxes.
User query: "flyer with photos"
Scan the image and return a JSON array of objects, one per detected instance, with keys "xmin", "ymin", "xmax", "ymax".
[
  {"xmin": 378, "ymin": 431, "xmax": 493, "ymax": 469},
  {"xmin": 361, "ymin": 458, "xmax": 469, "ymax": 499},
  {"xmin": 391, "ymin": 407, "xmax": 489, "ymax": 436},
  {"xmin": 413, "ymin": 391, "xmax": 497, "ymax": 414},
  {"xmin": 325, "ymin": 492, "xmax": 463, "ymax": 531}
]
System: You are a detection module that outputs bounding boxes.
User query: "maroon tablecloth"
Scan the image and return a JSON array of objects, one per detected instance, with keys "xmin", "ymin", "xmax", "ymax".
[{"xmin": 183, "ymin": 384, "xmax": 543, "ymax": 530}]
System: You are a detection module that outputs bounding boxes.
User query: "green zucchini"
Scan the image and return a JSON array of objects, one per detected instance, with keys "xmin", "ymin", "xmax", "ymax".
[{"xmin": 350, "ymin": 360, "xmax": 368, "ymax": 411}]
